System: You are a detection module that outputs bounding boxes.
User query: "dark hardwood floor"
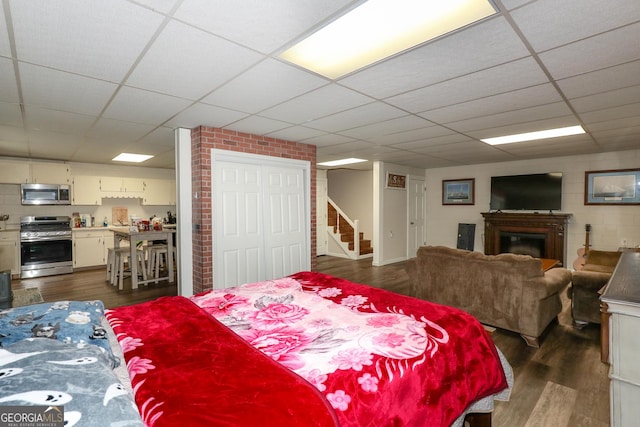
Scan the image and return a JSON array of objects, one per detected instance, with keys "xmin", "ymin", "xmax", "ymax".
[{"xmin": 11, "ymin": 256, "xmax": 610, "ymax": 426}]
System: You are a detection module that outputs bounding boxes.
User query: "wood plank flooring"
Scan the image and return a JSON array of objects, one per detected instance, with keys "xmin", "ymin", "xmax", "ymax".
[{"xmin": 10, "ymin": 256, "xmax": 610, "ymax": 426}]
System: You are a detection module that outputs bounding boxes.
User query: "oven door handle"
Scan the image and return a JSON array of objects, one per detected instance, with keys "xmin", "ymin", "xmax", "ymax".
[{"xmin": 21, "ymin": 235, "xmax": 72, "ymax": 243}]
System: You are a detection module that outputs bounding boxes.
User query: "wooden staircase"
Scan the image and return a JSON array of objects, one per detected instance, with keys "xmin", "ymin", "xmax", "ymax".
[{"xmin": 327, "ymin": 203, "xmax": 373, "ymax": 256}]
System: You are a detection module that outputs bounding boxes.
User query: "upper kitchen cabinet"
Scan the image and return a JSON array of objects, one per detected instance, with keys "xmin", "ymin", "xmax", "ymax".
[
  {"xmin": 0, "ymin": 161, "xmax": 30, "ymax": 184},
  {"xmin": 100, "ymin": 177, "xmax": 144, "ymax": 198},
  {"xmin": 72, "ymin": 175, "xmax": 102, "ymax": 205},
  {"xmin": 143, "ymin": 179, "xmax": 176, "ymax": 206},
  {"xmin": 0, "ymin": 160, "xmax": 71, "ymax": 184},
  {"xmin": 30, "ymin": 163, "xmax": 71, "ymax": 184}
]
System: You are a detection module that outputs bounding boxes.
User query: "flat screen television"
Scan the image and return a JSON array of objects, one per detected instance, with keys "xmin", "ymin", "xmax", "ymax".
[{"xmin": 490, "ymin": 172, "xmax": 563, "ymax": 211}]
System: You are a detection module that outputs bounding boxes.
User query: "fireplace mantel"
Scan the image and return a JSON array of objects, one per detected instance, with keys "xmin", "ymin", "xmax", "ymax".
[{"xmin": 482, "ymin": 212, "xmax": 572, "ymax": 267}]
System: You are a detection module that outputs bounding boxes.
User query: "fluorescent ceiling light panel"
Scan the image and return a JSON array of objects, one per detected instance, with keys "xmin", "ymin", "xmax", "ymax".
[
  {"xmin": 112, "ymin": 153, "xmax": 154, "ymax": 163},
  {"xmin": 481, "ymin": 125, "xmax": 586, "ymax": 146},
  {"xmin": 318, "ymin": 158, "xmax": 367, "ymax": 167},
  {"xmin": 279, "ymin": 0, "xmax": 497, "ymax": 79}
]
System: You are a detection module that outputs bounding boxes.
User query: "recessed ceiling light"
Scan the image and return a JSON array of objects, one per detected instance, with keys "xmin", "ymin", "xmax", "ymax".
[
  {"xmin": 279, "ymin": 0, "xmax": 497, "ymax": 79},
  {"xmin": 112, "ymin": 153, "xmax": 154, "ymax": 163},
  {"xmin": 318, "ymin": 158, "xmax": 367, "ymax": 167},
  {"xmin": 481, "ymin": 125, "xmax": 586, "ymax": 146}
]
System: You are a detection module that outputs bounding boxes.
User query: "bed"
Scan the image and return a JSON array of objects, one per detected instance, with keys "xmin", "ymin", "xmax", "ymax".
[{"xmin": 0, "ymin": 272, "xmax": 512, "ymax": 426}]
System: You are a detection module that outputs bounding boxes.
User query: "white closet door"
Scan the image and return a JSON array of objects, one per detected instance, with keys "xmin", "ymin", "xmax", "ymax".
[
  {"xmin": 263, "ymin": 165, "xmax": 307, "ymax": 279},
  {"xmin": 212, "ymin": 150, "xmax": 310, "ymax": 289},
  {"xmin": 214, "ymin": 161, "xmax": 264, "ymax": 289}
]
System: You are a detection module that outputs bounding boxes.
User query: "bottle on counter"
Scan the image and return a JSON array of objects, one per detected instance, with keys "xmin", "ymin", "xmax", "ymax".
[{"xmin": 103, "ymin": 216, "xmax": 108, "ymax": 227}]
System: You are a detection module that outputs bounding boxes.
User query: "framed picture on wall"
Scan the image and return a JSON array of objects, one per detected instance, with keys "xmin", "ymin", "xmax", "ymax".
[
  {"xmin": 442, "ymin": 178, "xmax": 475, "ymax": 205},
  {"xmin": 386, "ymin": 173, "xmax": 406, "ymax": 189},
  {"xmin": 585, "ymin": 168, "xmax": 640, "ymax": 205}
]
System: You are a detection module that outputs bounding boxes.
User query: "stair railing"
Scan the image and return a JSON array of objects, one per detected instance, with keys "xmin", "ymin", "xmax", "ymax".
[{"xmin": 327, "ymin": 197, "xmax": 359, "ymax": 257}]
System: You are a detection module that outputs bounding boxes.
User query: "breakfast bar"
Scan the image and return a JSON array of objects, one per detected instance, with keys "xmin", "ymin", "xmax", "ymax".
[{"xmin": 109, "ymin": 226, "xmax": 176, "ymax": 290}]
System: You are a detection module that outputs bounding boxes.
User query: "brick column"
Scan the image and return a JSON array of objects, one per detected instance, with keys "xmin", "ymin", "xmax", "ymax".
[{"xmin": 191, "ymin": 126, "xmax": 317, "ymax": 293}]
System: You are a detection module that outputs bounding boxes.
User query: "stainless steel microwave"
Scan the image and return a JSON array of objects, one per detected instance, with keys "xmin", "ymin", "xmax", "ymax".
[{"xmin": 21, "ymin": 183, "xmax": 71, "ymax": 205}]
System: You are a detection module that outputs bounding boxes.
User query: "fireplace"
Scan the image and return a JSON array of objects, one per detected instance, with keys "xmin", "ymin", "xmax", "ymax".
[
  {"xmin": 500, "ymin": 231, "xmax": 546, "ymax": 258},
  {"xmin": 482, "ymin": 212, "xmax": 571, "ymax": 266}
]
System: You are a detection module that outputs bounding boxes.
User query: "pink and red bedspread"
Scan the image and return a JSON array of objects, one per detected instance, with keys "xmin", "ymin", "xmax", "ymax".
[{"xmin": 107, "ymin": 272, "xmax": 508, "ymax": 427}]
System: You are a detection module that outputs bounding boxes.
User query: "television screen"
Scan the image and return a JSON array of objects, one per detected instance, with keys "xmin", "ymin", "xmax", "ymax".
[{"xmin": 490, "ymin": 173, "xmax": 563, "ymax": 211}]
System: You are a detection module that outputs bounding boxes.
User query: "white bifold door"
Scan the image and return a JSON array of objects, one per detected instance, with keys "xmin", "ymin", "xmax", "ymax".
[{"xmin": 211, "ymin": 150, "xmax": 310, "ymax": 289}]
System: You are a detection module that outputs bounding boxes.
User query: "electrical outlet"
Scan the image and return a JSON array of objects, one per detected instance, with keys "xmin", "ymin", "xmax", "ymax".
[{"xmin": 621, "ymin": 239, "xmax": 628, "ymax": 247}]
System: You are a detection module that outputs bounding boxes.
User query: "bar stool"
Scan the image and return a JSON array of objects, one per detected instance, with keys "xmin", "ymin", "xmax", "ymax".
[
  {"xmin": 146, "ymin": 244, "xmax": 177, "ymax": 283},
  {"xmin": 113, "ymin": 248, "xmax": 147, "ymax": 290}
]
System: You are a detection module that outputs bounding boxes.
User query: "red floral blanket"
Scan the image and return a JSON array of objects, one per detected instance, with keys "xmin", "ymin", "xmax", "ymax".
[
  {"xmin": 106, "ymin": 296, "xmax": 340, "ymax": 427},
  {"xmin": 107, "ymin": 272, "xmax": 508, "ymax": 427}
]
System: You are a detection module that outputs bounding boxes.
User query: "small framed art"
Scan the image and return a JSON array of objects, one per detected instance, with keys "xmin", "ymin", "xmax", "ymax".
[
  {"xmin": 585, "ymin": 168, "xmax": 640, "ymax": 205},
  {"xmin": 442, "ymin": 178, "xmax": 475, "ymax": 205},
  {"xmin": 386, "ymin": 173, "xmax": 406, "ymax": 189}
]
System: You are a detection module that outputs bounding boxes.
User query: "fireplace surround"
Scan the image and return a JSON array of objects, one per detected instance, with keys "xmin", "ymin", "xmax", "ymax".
[{"xmin": 482, "ymin": 212, "xmax": 572, "ymax": 267}]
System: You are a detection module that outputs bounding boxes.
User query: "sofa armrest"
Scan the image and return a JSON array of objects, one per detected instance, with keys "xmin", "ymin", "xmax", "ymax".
[
  {"xmin": 524, "ymin": 268, "xmax": 572, "ymax": 299},
  {"xmin": 571, "ymin": 270, "xmax": 612, "ymax": 293}
]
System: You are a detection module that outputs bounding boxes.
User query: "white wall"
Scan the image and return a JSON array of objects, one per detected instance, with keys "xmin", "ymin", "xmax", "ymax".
[
  {"xmin": 424, "ymin": 149, "xmax": 640, "ymax": 260},
  {"xmin": 374, "ymin": 161, "xmax": 425, "ymax": 266}
]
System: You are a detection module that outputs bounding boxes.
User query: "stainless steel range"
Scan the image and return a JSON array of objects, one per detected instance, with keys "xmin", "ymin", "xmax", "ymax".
[{"xmin": 20, "ymin": 216, "xmax": 73, "ymax": 279}]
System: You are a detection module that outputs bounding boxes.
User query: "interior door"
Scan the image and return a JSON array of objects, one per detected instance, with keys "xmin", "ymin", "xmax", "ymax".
[
  {"xmin": 263, "ymin": 166, "xmax": 307, "ymax": 278},
  {"xmin": 214, "ymin": 161, "xmax": 264, "ymax": 288},
  {"xmin": 212, "ymin": 151, "xmax": 310, "ymax": 289},
  {"xmin": 408, "ymin": 177, "xmax": 426, "ymax": 258}
]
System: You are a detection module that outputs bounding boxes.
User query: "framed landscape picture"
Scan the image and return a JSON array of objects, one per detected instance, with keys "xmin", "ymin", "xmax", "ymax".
[
  {"xmin": 442, "ymin": 178, "xmax": 475, "ymax": 205},
  {"xmin": 585, "ymin": 168, "xmax": 640, "ymax": 205}
]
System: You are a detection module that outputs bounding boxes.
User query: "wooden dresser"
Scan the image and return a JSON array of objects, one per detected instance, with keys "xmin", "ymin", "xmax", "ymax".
[{"xmin": 600, "ymin": 251, "xmax": 640, "ymax": 427}]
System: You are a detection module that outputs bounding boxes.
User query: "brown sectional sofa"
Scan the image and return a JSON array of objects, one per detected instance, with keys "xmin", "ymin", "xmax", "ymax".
[{"xmin": 406, "ymin": 246, "xmax": 572, "ymax": 347}]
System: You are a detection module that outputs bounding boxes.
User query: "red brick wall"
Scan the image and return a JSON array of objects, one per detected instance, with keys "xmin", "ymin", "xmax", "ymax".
[{"xmin": 191, "ymin": 126, "xmax": 317, "ymax": 293}]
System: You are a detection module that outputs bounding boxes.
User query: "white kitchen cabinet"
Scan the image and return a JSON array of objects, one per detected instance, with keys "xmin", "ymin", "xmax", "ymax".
[
  {"xmin": 101, "ymin": 177, "xmax": 144, "ymax": 197},
  {"xmin": 0, "ymin": 161, "xmax": 30, "ymax": 184},
  {"xmin": 72, "ymin": 175, "xmax": 102, "ymax": 205},
  {"xmin": 0, "ymin": 231, "xmax": 20, "ymax": 275},
  {"xmin": 72, "ymin": 229, "xmax": 106, "ymax": 268},
  {"xmin": 143, "ymin": 179, "xmax": 176, "ymax": 205},
  {"xmin": 30, "ymin": 163, "xmax": 71, "ymax": 184},
  {"xmin": 601, "ymin": 252, "xmax": 640, "ymax": 427}
]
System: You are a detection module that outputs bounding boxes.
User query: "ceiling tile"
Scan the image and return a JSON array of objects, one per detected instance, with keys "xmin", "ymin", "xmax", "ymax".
[
  {"xmin": 510, "ymin": 0, "xmax": 640, "ymax": 52},
  {"xmin": 20, "ymin": 63, "xmax": 117, "ymax": 114},
  {"xmin": 130, "ymin": 0, "xmax": 181, "ymax": 14},
  {"xmin": 0, "ymin": 103, "xmax": 23, "ymax": 127},
  {"xmin": 447, "ymin": 102, "xmax": 574, "ymax": 133},
  {"xmin": 260, "ymin": 85, "xmax": 373, "ymax": 123},
  {"xmin": 580, "ymin": 102, "xmax": 640, "ymax": 125},
  {"xmin": 224, "ymin": 116, "xmax": 291, "ymax": 136},
  {"xmin": 103, "ymin": 86, "xmax": 192, "ymax": 125},
  {"xmin": 390, "ymin": 133, "xmax": 473, "ymax": 150},
  {"xmin": 165, "ymin": 103, "xmax": 248, "ymax": 129},
  {"xmin": 570, "ymin": 85, "xmax": 640, "ymax": 114},
  {"xmin": 300, "ymin": 133, "xmax": 357, "ymax": 148},
  {"xmin": 0, "ymin": 58, "xmax": 19, "ymax": 103},
  {"xmin": 539, "ymin": 22, "xmax": 640, "ymax": 80},
  {"xmin": 467, "ymin": 116, "xmax": 580, "ymax": 140},
  {"xmin": 24, "ymin": 107, "xmax": 96, "ymax": 134},
  {"xmin": 86, "ymin": 117, "xmax": 157, "ymax": 142},
  {"xmin": 339, "ymin": 17, "xmax": 530, "ymax": 99},
  {"xmin": 341, "ymin": 115, "xmax": 433, "ymax": 140},
  {"xmin": 0, "ymin": 140, "xmax": 29, "ymax": 158},
  {"xmin": 305, "ymin": 102, "xmax": 407, "ymax": 133},
  {"xmin": 10, "ymin": 0, "xmax": 165, "ymax": 81},
  {"xmin": 420, "ymin": 83, "xmax": 563, "ymax": 124},
  {"xmin": 174, "ymin": 0, "xmax": 353, "ymax": 54},
  {"xmin": 127, "ymin": 20, "xmax": 262, "ymax": 100},
  {"xmin": 386, "ymin": 57, "xmax": 548, "ymax": 113},
  {"xmin": 266, "ymin": 126, "xmax": 327, "ymax": 142},
  {"xmin": 0, "ymin": 125, "xmax": 27, "ymax": 142},
  {"xmin": 202, "ymin": 59, "xmax": 328, "ymax": 114},
  {"xmin": 558, "ymin": 60, "xmax": 640, "ymax": 99}
]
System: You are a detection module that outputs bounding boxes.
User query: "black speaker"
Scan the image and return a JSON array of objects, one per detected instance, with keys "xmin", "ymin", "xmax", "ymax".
[{"xmin": 456, "ymin": 223, "xmax": 475, "ymax": 251}]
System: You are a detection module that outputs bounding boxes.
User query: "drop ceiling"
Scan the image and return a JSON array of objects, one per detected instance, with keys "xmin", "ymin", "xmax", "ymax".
[{"xmin": 1, "ymin": 0, "xmax": 639, "ymax": 170}]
